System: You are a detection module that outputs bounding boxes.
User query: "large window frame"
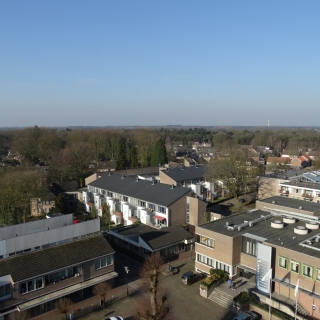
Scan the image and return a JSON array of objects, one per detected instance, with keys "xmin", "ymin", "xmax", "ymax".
[
  {"xmin": 241, "ymin": 236, "xmax": 260, "ymax": 257},
  {"xmin": 198, "ymin": 235, "xmax": 215, "ymax": 249},
  {"xmin": 94, "ymin": 255, "xmax": 113, "ymax": 270},
  {"xmin": 278, "ymin": 256, "xmax": 288, "ymax": 270},
  {"xmin": 19, "ymin": 277, "xmax": 44, "ymax": 295},
  {"xmin": 290, "ymin": 261, "xmax": 300, "ymax": 274},
  {"xmin": 302, "ymin": 264, "xmax": 313, "ymax": 278},
  {"xmin": 0, "ymin": 284, "xmax": 11, "ymax": 299}
]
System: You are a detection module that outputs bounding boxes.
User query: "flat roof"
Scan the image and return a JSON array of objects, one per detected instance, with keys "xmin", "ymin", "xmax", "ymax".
[
  {"xmin": 280, "ymin": 180, "xmax": 320, "ymax": 191},
  {"xmin": 259, "ymin": 196, "xmax": 320, "ymax": 213},
  {"xmin": 199, "ymin": 210, "xmax": 320, "ymax": 258}
]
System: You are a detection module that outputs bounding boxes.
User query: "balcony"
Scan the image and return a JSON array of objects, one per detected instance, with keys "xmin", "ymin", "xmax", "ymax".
[
  {"xmin": 128, "ymin": 216, "xmax": 139, "ymax": 223},
  {"xmin": 302, "ymin": 193, "xmax": 313, "ymax": 199},
  {"xmin": 113, "ymin": 211, "xmax": 123, "ymax": 218},
  {"xmin": 279, "ymin": 189, "xmax": 289, "ymax": 196}
]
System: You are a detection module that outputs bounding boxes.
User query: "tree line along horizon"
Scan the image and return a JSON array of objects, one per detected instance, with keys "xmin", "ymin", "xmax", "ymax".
[{"xmin": 1, "ymin": 126, "xmax": 320, "ymax": 226}]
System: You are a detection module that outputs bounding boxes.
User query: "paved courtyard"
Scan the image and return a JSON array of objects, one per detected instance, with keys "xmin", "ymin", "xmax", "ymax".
[{"xmin": 78, "ymin": 252, "xmax": 235, "ymax": 320}]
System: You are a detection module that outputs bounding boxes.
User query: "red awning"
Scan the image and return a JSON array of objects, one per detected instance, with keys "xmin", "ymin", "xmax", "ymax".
[{"xmin": 154, "ymin": 215, "xmax": 166, "ymax": 221}]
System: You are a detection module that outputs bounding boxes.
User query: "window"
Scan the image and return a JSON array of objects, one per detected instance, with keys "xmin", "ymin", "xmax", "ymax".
[
  {"xmin": 278, "ymin": 257, "xmax": 288, "ymax": 269},
  {"xmin": 303, "ymin": 265, "xmax": 313, "ymax": 278},
  {"xmin": 290, "ymin": 261, "xmax": 300, "ymax": 273},
  {"xmin": 198, "ymin": 235, "xmax": 215, "ymax": 248},
  {"xmin": 316, "ymin": 269, "xmax": 320, "ymax": 281},
  {"xmin": 158, "ymin": 206, "xmax": 166, "ymax": 213},
  {"xmin": 123, "ymin": 196, "xmax": 128, "ymax": 202},
  {"xmin": 186, "ymin": 203, "xmax": 190, "ymax": 224},
  {"xmin": 0, "ymin": 284, "xmax": 11, "ymax": 298},
  {"xmin": 241, "ymin": 236, "xmax": 260, "ymax": 257},
  {"xmin": 138, "ymin": 200, "xmax": 146, "ymax": 208},
  {"xmin": 197, "ymin": 254, "xmax": 215, "ymax": 267},
  {"xmin": 19, "ymin": 278, "xmax": 43, "ymax": 294},
  {"xmin": 148, "ymin": 203, "xmax": 155, "ymax": 210},
  {"xmin": 94, "ymin": 255, "xmax": 113, "ymax": 270}
]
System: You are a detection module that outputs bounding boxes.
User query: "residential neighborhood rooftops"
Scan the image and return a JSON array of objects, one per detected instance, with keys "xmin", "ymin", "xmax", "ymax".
[
  {"xmin": 0, "ymin": 236, "xmax": 114, "ymax": 282},
  {"xmin": 161, "ymin": 165, "xmax": 205, "ymax": 182},
  {"xmin": 110, "ymin": 224, "xmax": 155, "ymax": 237},
  {"xmin": 89, "ymin": 173, "xmax": 191, "ymax": 206},
  {"xmin": 48, "ymin": 181, "xmax": 79, "ymax": 196}
]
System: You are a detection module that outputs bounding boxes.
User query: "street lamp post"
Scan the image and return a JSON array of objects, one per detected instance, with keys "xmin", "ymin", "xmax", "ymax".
[{"xmin": 124, "ymin": 266, "xmax": 130, "ymax": 296}]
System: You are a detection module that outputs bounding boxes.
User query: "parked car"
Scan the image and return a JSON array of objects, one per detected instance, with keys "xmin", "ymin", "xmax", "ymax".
[
  {"xmin": 233, "ymin": 311, "xmax": 258, "ymax": 320},
  {"xmin": 181, "ymin": 271, "xmax": 202, "ymax": 285},
  {"xmin": 105, "ymin": 317, "xmax": 123, "ymax": 320}
]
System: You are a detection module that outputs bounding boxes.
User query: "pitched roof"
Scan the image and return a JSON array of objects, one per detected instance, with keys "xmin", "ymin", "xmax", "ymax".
[
  {"xmin": 140, "ymin": 225, "xmax": 193, "ymax": 250},
  {"xmin": 48, "ymin": 181, "xmax": 79, "ymax": 196},
  {"xmin": 0, "ymin": 236, "xmax": 114, "ymax": 282},
  {"xmin": 89, "ymin": 174, "xmax": 190, "ymax": 207},
  {"xmin": 267, "ymin": 157, "xmax": 290, "ymax": 164},
  {"xmin": 161, "ymin": 165, "xmax": 205, "ymax": 182}
]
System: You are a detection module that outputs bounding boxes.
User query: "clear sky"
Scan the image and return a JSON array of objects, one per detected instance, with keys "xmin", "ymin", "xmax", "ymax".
[{"xmin": 1, "ymin": 1, "xmax": 320, "ymax": 127}]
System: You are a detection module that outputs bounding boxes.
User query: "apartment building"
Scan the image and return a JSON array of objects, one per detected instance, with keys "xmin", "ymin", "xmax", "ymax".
[
  {"xmin": 83, "ymin": 173, "xmax": 207, "ymax": 228},
  {"xmin": 159, "ymin": 165, "xmax": 215, "ymax": 200},
  {"xmin": 0, "ymin": 215, "xmax": 117, "ymax": 319},
  {"xmin": 195, "ymin": 197, "xmax": 320, "ymax": 318}
]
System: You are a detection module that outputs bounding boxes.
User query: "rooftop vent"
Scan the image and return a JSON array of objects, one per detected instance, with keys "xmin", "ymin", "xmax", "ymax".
[
  {"xmin": 226, "ymin": 221, "xmax": 229, "ymax": 226},
  {"xmin": 238, "ymin": 226, "xmax": 242, "ymax": 231},
  {"xmin": 171, "ymin": 184, "xmax": 174, "ymax": 189},
  {"xmin": 299, "ymin": 206, "xmax": 303, "ymax": 210},
  {"xmin": 272, "ymin": 201, "xmax": 276, "ymax": 204},
  {"xmin": 306, "ymin": 221, "xmax": 319, "ymax": 230},
  {"xmin": 136, "ymin": 177, "xmax": 139, "ymax": 182},
  {"xmin": 108, "ymin": 170, "xmax": 111, "ymax": 176},
  {"xmin": 271, "ymin": 220, "xmax": 284, "ymax": 229},
  {"xmin": 283, "ymin": 217, "xmax": 296, "ymax": 224},
  {"xmin": 249, "ymin": 221, "xmax": 254, "ymax": 227},
  {"xmin": 121, "ymin": 175, "xmax": 124, "ymax": 179},
  {"xmin": 294, "ymin": 226, "xmax": 308, "ymax": 235}
]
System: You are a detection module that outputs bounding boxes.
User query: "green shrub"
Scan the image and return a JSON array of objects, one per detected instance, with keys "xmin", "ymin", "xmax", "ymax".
[
  {"xmin": 209, "ymin": 269, "xmax": 229, "ymax": 282},
  {"xmin": 233, "ymin": 292, "xmax": 250, "ymax": 304}
]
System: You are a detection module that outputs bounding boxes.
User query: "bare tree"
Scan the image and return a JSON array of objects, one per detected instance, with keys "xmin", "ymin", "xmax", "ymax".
[
  {"xmin": 93, "ymin": 281, "xmax": 112, "ymax": 307},
  {"xmin": 136, "ymin": 255, "xmax": 170, "ymax": 320},
  {"xmin": 205, "ymin": 149, "xmax": 263, "ymax": 200},
  {"xmin": 55, "ymin": 297, "xmax": 73, "ymax": 320}
]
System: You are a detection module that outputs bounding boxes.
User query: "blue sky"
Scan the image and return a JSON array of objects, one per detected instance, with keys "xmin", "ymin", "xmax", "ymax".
[{"xmin": 1, "ymin": 1, "xmax": 320, "ymax": 127}]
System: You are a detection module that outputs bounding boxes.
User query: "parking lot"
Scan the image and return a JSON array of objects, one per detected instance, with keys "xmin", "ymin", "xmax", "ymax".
[{"xmin": 79, "ymin": 251, "xmax": 236, "ymax": 320}]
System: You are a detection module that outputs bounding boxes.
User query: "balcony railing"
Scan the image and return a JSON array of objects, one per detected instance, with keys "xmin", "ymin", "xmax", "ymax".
[
  {"xmin": 302, "ymin": 193, "xmax": 313, "ymax": 199},
  {"xmin": 279, "ymin": 189, "xmax": 289, "ymax": 195}
]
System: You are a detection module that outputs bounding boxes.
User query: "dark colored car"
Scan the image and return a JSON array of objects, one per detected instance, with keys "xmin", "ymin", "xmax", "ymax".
[
  {"xmin": 181, "ymin": 271, "xmax": 202, "ymax": 285},
  {"xmin": 233, "ymin": 311, "xmax": 258, "ymax": 320}
]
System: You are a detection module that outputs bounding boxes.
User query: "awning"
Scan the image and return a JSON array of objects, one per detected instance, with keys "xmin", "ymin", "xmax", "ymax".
[
  {"xmin": 236, "ymin": 264, "xmax": 256, "ymax": 274},
  {"xmin": 154, "ymin": 215, "xmax": 166, "ymax": 221}
]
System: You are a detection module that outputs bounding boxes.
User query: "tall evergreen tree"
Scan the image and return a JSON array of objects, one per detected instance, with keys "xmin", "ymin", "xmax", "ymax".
[
  {"xmin": 130, "ymin": 145, "xmax": 138, "ymax": 168},
  {"xmin": 116, "ymin": 139, "xmax": 126, "ymax": 170},
  {"xmin": 151, "ymin": 139, "xmax": 167, "ymax": 166},
  {"xmin": 54, "ymin": 193, "xmax": 66, "ymax": 214},
  {"xmin": 101, "ymin": 202, "xmax": 111, "ymax": 230}
]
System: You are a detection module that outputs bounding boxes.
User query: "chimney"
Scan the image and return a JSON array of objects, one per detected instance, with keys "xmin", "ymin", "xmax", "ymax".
[
  {"xmin": 171, "ymin": 184, "xmax": 174, "ymax": 189},
  {"xmin": 136, "ymin": 177, "xmax": 139, "ymax": 182}
]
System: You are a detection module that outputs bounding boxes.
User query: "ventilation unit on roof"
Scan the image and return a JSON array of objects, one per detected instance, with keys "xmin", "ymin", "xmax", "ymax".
[
  {"xmin": 271, "ymin": 220, "xmax": 284, "ymax": 229},
  {"xmin": 294, "ymin": 226, "xmax": 308, "ymax": 235},
  {"xmin": 299, "ymin": 206, "xmax": 303, "ymax": 210},
  {"xmin": 226, "ymin": 221, "xmax": 229, "ymax": 226},
  {"xmin": 249, "ymin": 221, "xmax": 254, "ymax": 227},
  {"xmin": 283, "ymin": 217, "xmax": 296, "ymax": 224},
  {"xmin": 238, "ymin": 226, "xmax": 242, "ymax": 231},
  {"xmin": 306, "ymin": 221, "xmax": 319, "ymax": 230},
  {"xmin": 272, "ymin": 200, "xmax": 276, "ymax": 204}
]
